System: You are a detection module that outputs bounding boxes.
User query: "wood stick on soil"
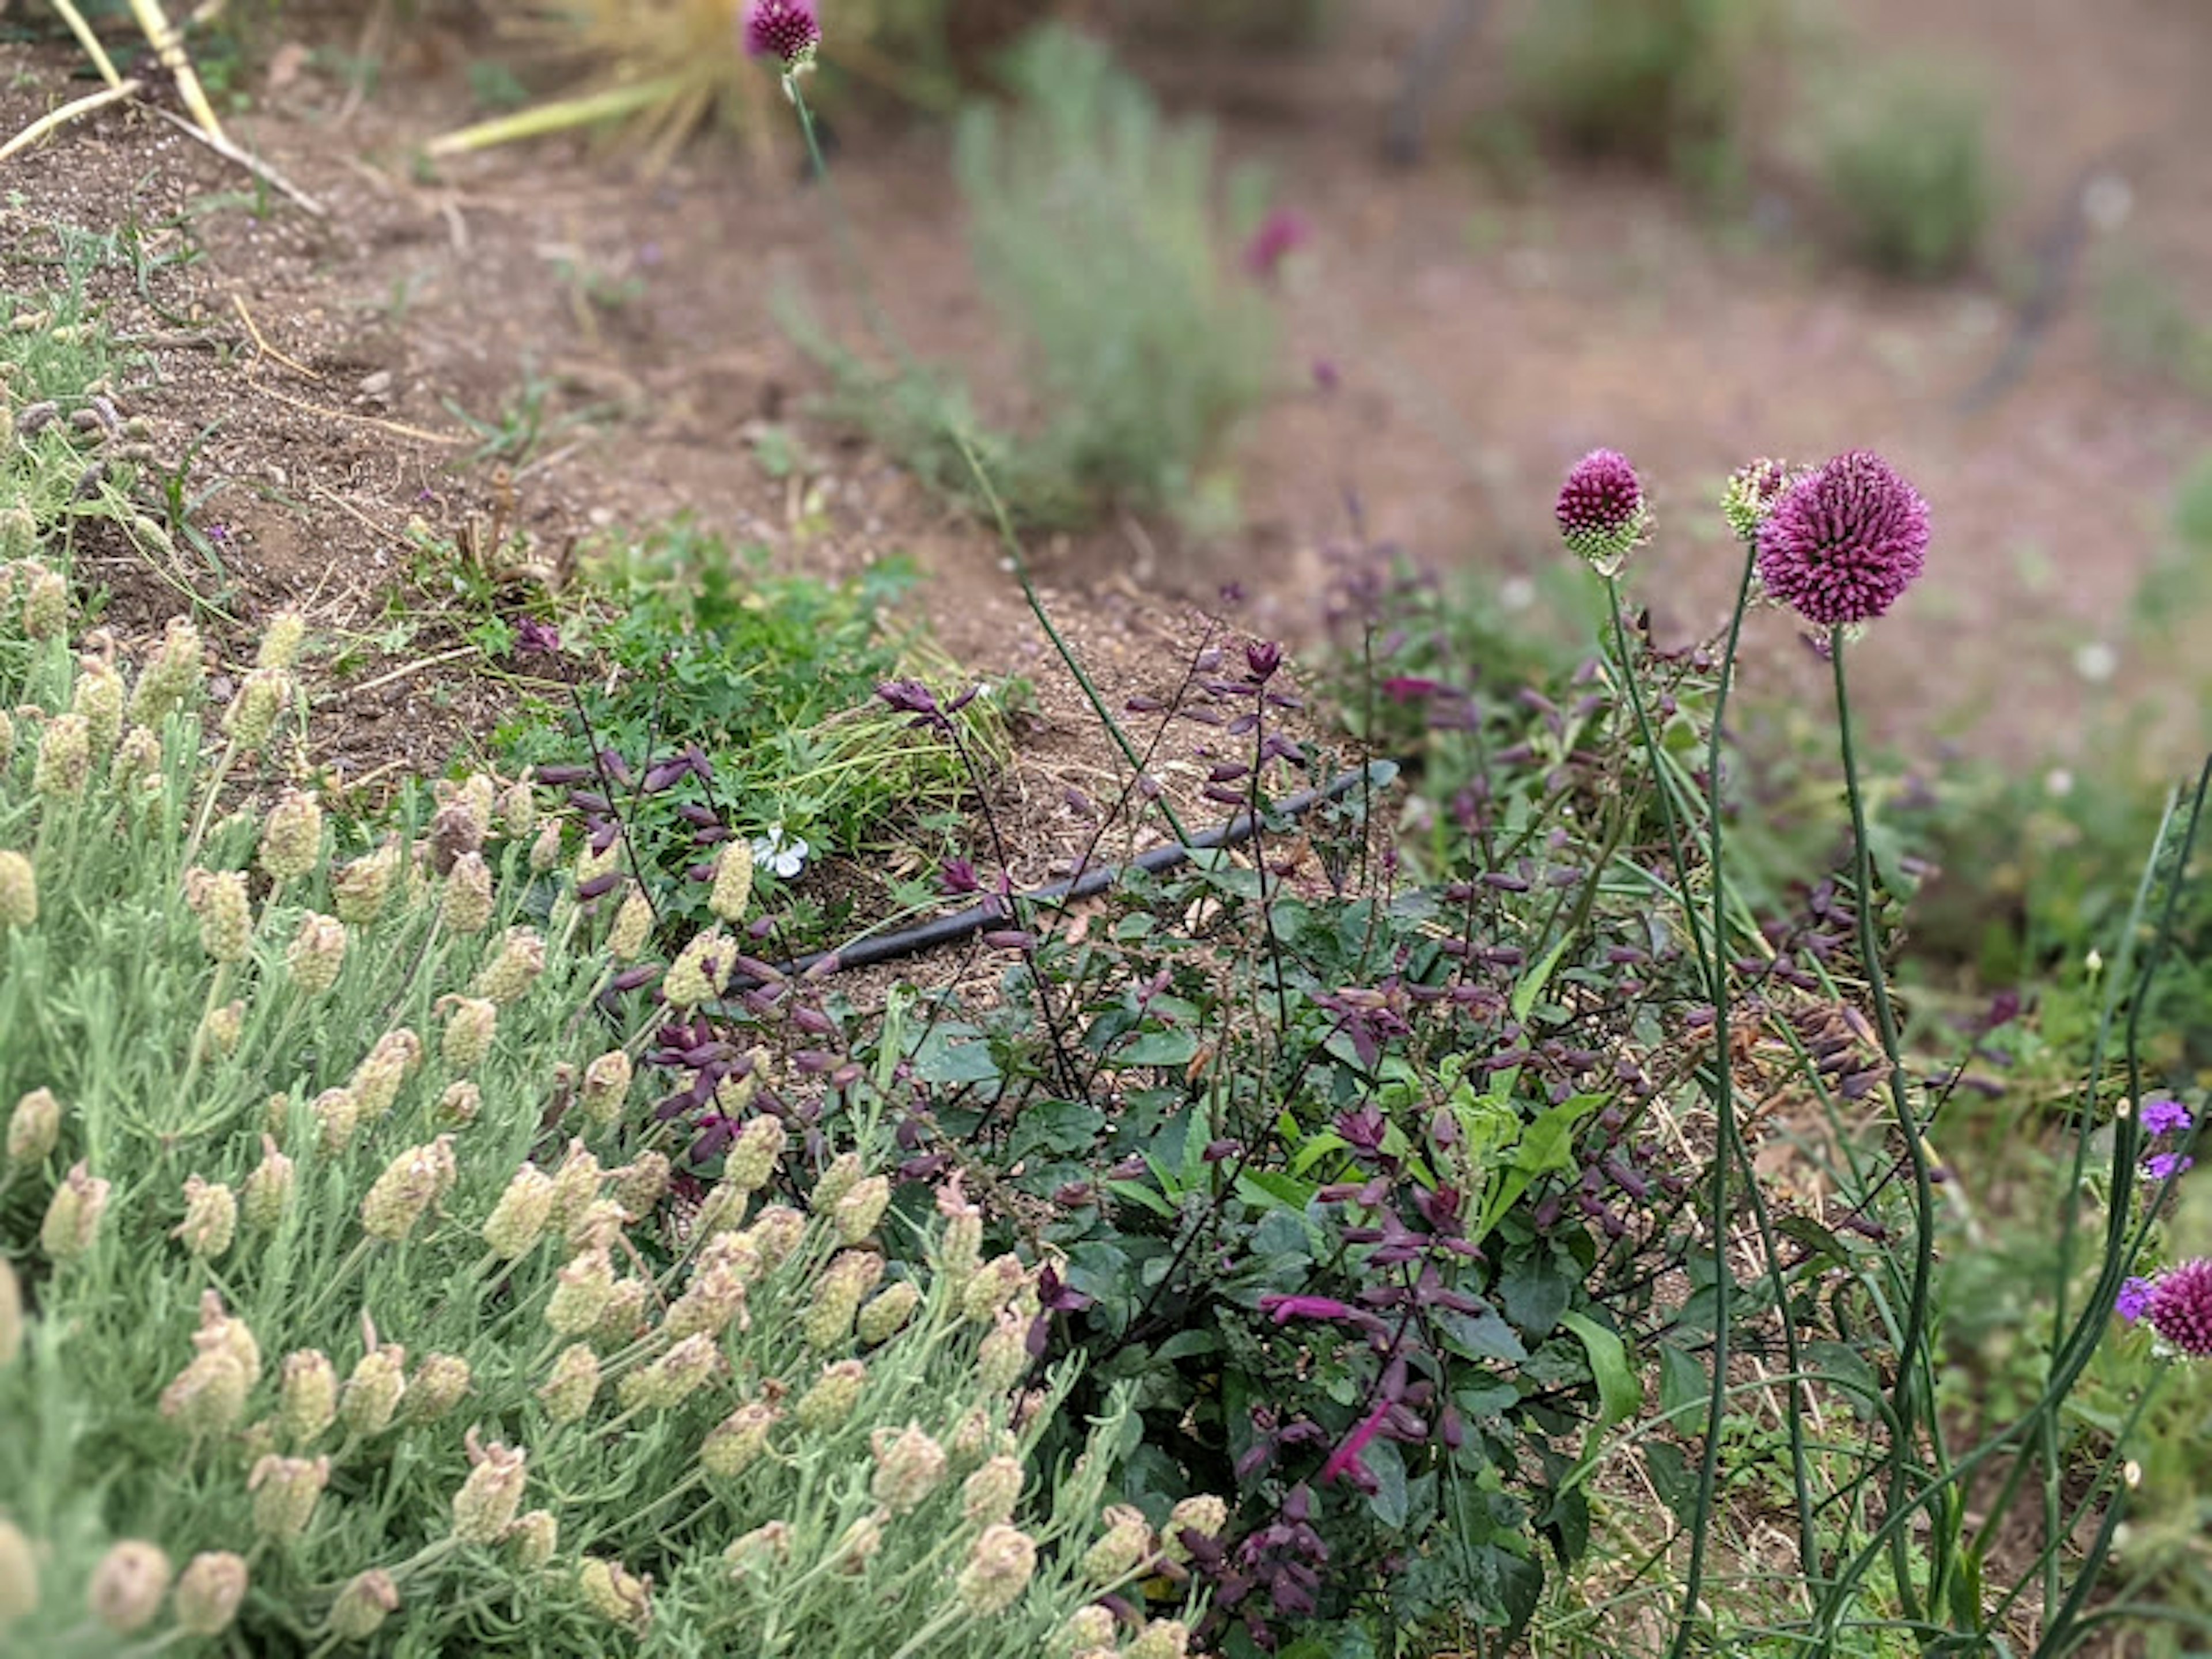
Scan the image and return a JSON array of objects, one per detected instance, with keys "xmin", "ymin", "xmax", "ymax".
[{"xmin": 0, "ymin": 80, "xmax": 142, "ymax": 164}]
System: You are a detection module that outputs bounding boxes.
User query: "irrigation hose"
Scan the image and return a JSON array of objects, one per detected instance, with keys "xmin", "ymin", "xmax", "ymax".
[{"xmin": 724, "ymin": 761, "xmax": 1396, "ymax": 993}]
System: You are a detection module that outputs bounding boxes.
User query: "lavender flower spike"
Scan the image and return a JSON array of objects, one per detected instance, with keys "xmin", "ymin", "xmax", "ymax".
[
  {"xmin": 1756, "ymin": 449, "xmax": 1930, "ymax": 626},
  {"xmin": 742, "ymin": 0, "xmax": 820, "ymax": 67},
  {"xmin": 1555, "ymin": 449, "xmax": 1650, "ymax": 574}
]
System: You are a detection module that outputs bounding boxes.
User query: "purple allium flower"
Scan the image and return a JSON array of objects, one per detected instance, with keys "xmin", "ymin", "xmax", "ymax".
[
  {"xmin": 2141, "ymin": 1097, "xmax": 2194, "ymax": 1138},
  {"xmin": 1554, "ymin": 449, "xmax": 1649, "ymax": 571},
  {"xmin": 1242, "ymin": 208, "xmax": 1310, "ymax": 282},
  {"xmin": 741, "ymin": 0, "xmax": 820, "ymax": 65},
  {"xmin": 2143, "ymin": 1152, "xmax": 2195, "ymax": 1181},
  {"xmin": 1755, "ymin": 449, "xmax": 1931, "ymax": 627},
  {"xmin": 2115, "ymin": 1277, "xmax": 2154, "ymax": 1324},
  {"xmin": 2146, "ymin": 1258, "xmax": 2212, "ymax": 1357}
]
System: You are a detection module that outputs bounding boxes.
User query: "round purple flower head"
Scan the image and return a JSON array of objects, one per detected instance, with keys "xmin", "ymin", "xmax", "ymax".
[
  {"xmin": 1555, "ymin": 449, "xmax": 1649, "ymax": 573},
  {"xmin": 2146, "ymin": 1257, "xmax": 2212, "ymax": 1357},
  {"xmin": 743, "ymin": 0, "xmax": 820, "ymax": 66},
  {"xmin": 1756, "ymin": 449, "xmax": 1930, "ymax": 627},
  {"xmin": 2140, "ymin": 1096, "xmax": 2194, "ymax": 1139}
]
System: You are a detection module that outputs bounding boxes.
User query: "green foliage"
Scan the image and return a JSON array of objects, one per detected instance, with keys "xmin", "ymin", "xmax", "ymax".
[
  {"xmin": 490, "ymin": 520, "xmax": 1008, "ymax": 941},
  {"xmin": 950, "ymin": 26, "xmax": 1279, "ymax": 526},
  {"xmin": 1506, "ymin": 0, "xmax": 1768, "ymax": 195},
  {"xmin": 1812, "ymin": 62, "xmax": 1995, "ymax": 280},
  {"xmin": 0, "ymin": 600, "xmax": 1203, "ymax": 1657}
]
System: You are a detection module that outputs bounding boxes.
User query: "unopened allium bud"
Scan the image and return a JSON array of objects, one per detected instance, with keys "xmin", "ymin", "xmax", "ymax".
[
  {"xmin": 813, "ymin": 1152, "xmax": 863, "ymax": 1213},
  {"xmin": 328, "ymin": 1569, "xmax": 399, "ymax": 1640},
  {"xmin": 869, "ymin": 1423, "xmax": 948, "ymax": 1513},
  {"xmin": 611, "ymin": 1152, "xmax": 671, "ymax": 1218},
  {"xmin": 1059, "ymin": 1607, "xmax": 1118, "ymax": 1650},
  {"xmin": 474, "ymin": 926, "xmax": 547, "ymax": 1006},
  {"xmin": 548, "ymin": 1140, "xmax": 603, "ymax": 1230},
  {"xmin": 1127, "ymin": 1618, "xmax": 1193, "ymax": 1659},
  {"xmin": 351, "ymin": 1028, "xmax": 422, "ymax": 1119},
  {"xmin": 0, "ymin": 1257, "xmax": 21, "ymax": 1368},
  {"xmin": 184, "ymin": 868, "xmax": 253, "ymax": 963},
  {"xmin": 567, "ymin": 1198, "xmax": 627, "ymax": 1253},
  {"xmin": 499, "ymin": 779, "xmax": 536, "ymax": 840},
  {"xmin": 361, "ymin": 1143, "xmax": 444, "ymax": 1241},
  {"xmin": 961, "ymin": 1454, "xmax": 1024, "ymax": 1527},
  {"xmin": 441, "ymin": 851, "xmax": 494, "ymax": 935},
  {"xmin": 87, "ymin": 1540, "xmax": 171, "ymax": 1634},
  {"xmin": 857, "ymin": 1280, "xmax": 922, "ymax": 1346},
  {"xmin": 747, "ymin": 1203, "xmax": 806, "ymax": 1268},
  {"xmin": 198, "ymin": 999, "xmax": 246, "ymax": 1059},
  {"xmin": 243, "ymin": 1135, "xmax": 294, "ymax": 1232},
  {"xmin": 222, "ymin": 665, "xmax": 290, "ymax": 752},
  {"xmin": 407, "ymin": 1353, "xmax": 472, "ymax": 1423},
  {"xmin": 257, "ymin": 610, "xmax": 307, "ymax": 671},
  {"xmin": 21, "ymin": 561, "xmax": 67, "ymax": 639},
  {"xmin": 436, "ymin": 1081, "xmax": 482, "ymax": 1125},
  {"xmin": 1164, "ymin": 1494, "xmax": 1228, "ymax": 1562},
  {"xmin": 7, "ymin": 1088, "xmax": 59, "ymax": 1165},
  {"xmin": 529, "ymin": 820, "xmax": 563, "ymax": 873},
  {"xmin": 607, "ymin": 883, "xmax": 653, "ymax": 960},
  {"xmin": 0, "ymin": 1518, "xmax": 35, "ymax": 1626},
  {"xmin": 129, "ymin": 617, "xmax": 204, "ymax": 725},
  {"xmin": 40, "ymin": 1160, "xmax": 111, "ymax": 1262},
  {"xmin": 1554, "ymin": 448, "xmax": 1650, "ymax": 575},
  {"xmin": 175, "ymin": 1175, "xmax": 238, "ymax": 1259},
  {"xmin": 724, "ymin": 1114, "xmax": 787, "ymax": 1194},
  {"xmin": 342, "ymin": 1343, "xmax": 408, "ymax": 1436},
  {"xmin": 962, "ymin": 1254, "xmax": 1027, "ymax": 1325},
  {"xmin": 957, "ymin": 1524, "xmax": 1037, "ymax": 1616},
  {"xmin": 285, "ymin": 912, "xmax": 348, "ymax": 997},
  {"xmin": 701, "ymin": 1400, "xmax": 779, "ymax": 1478},
  {"xmin": 33, "ymin": 712, "xmax": 90, "ymax": 800},
  {"xmin": 546, "ymin": 1247, "xmax": 617, "ymax": 1336},
  {"xmin": 0, "ymin": 850, "xmax": 34, "ymax": 930},
  {"xmin": 581, "ymin": 1050, "xmax": 633, "ymax": 1128},
  {"xmin": 279, "ymin": 1350, "xmax": 339, "ymax": 1445},
  {"xmin": 332, "ymin": 843, "xmax": 398, "ymax": 927},
  {"xmin": 484, "ymin": 1165, "xmax": 556, "ymax": 1260},
  {"xmin": 723, "ymin": 1520, "xmax": 791, "ymax": 1581},
  {"xmin": 173, "ymin": 1550, "xmax": 249, "ymax": 1635},
  {"xmin": 71, "ymin": 655, "xmax": 124, "ymax": 753},
  {"xmin": 437, "ymin": 995, "xmax": 498, "ymax": 1074},
  {"xmin": 260, "ymin": 789, "xmax": 323, "ymax": 884},
  {"xmin": 594, "ymin": 1277, "xmax": 652, "ymax": 1347},
  {"xmin": 577, "ymin": 1557, "xmax": 651, "ymax": 1631},
  {"xmin": 248, "ymin": 1453, "xmax": 330, "ymax": 1540},
  {"xmin": 1080, "ymin": 1505, "xmax": 1153, "ymax": 1585},
  {"xmin": 835, "ymin": 1175, "xmax": 891, "ymax": 1244},
  {"xmin": 313, "ymin": 1087, "xmax": 361, "ymax": 1154},
  {"xmin": 509, "ymin": 1509, "xmax": 559, "ymax": 1570},
  {"xmin": 663, "ymin": 927, "xmax": 733, "ymax": 1010},
  {"xmin": 833, "ymin": 1512, "xmax": 883, "ymax": 1575},
  {"xmin": 710, "ymin": 839, "xmax": 755, "ymax": 923},
  {"xmin": 159, "ymin": 1346, "xmax": 252, "ymax": 1435},
  {"xmin": 624, "ymin": 1332, "xmax": 721, "ymax": 1409},
  {"xmin": 1721, "ymin": 456, "xmax": 1802, "ymax": 543},
  {"xmin": 451, "ymin": 1429, "xmax": 529, "ymax": 1544},
  {"xmin": 796, "ymin": 1358, "xmax": 868, "ymax": 1431},
  {"xmin": 806, "ymin": 1251, "xmax": 885, "ymax": 1350},
  {"xmin": 539, "ymin": 1342, "xmax": 601, "ymax": 1425}
]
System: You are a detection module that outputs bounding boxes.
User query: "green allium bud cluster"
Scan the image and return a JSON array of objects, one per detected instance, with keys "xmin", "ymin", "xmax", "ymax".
[
  {"xmin": 184, "ymin": 868, "xmax": 253, "ymax": 963},
  {"xmin": 7, "ymin": 1087, "xmax": 60, "ymax": 1165},
  {"xmin": 71, "ymin": 653, "xmax": 124, "ymax": 753},
  {"xmin": 796, "ymin": 1358, "xmax": 868, "ymax": 1432},
  {"xmin": 956, "ymin": 1524, "xmax": 1037, "ymax": 1616},
  {"xmin": 484, "ymin": 1165, "xmax": 557, "ymax": 1260},
  {"xmin": 441, "ymin": 851, "xmax": 494, "ymax": 934},
  {"xmin": 539, "ymin": 1342, "xmax": 602, "ymax": 1425},
  {"xmin": 130, "ymin": 616, "xmax": 204, "ymax": 725},
  {"xmin": 869, "ymin": 1423, "xmax": 948, "ymax": 1513},
  {"xmin": 805, "ymin": 1251, "xmax": 885, "ymax": 1350},
  {"xmin": 332, "ymin": 843, "xmax": 399, "ymax": 927},
  {"xmin": 663, "ymin": 927, "xmax": 733, "ymax": 1010},
  {"xmin": 248, "ymin": 1453, "xmax": 330, "ymax": 1541},
  {"xmin": 581, "ymin": 1048, "xmax": 633, "ymax": 1128},
  {"xmin": 608, "ymin": 884, "xmax": 653, "ymax": 960},
  {"xmin": 342, "ymin": 1343, "xmax": 409, "ymax": 1436},
  {"xmin": 441, "ymin": 995, "xmax": 499, "ymax": 1071},
  {"xmin": 450, "ymin": 1430, "xmax": 529, "ymax": 1544},
  {"xmin": 279, "ymin": 1350, "xmax": 339, "ymax": 1446},
  {"xmin": 474, "ymin": 925, "xmax": 547, "ymax": 1005},
  {"xmin": 0, "ymin": 849, "xmax": 34, "ymax": 930},
  {"xmin": 259, "ymin": 788, "xmax": 323, "ymax": 883},
  {"xmin": 242, "ymin": 1135, "xmax": 295, "ymax": 1231},
  {"xmin": 328, "ymin": 1569, "xmax": 399, "ymax": 1639},
  {"xmin": 577, "ymin": 1556, "xmax": 651, "ymax": 1631},
  {"xmin": 40, "ymin": 1160, "xmax": 111, "ymax": 1262},
  {"xmin": 407, "ymin": 1353, "xmax": 473, "ymax": 1423},
  {"xmin": 174, "ymin": 1174, "xmax": 237, "ymax": 1259},
  {"xmin": 34, "ymin": 711, "xmax": 90, "ymax": 800},
  {"xmin": 702, "ymin": 1400, "xmax": 779, "ymax": 1478},
  {"xmin": 286, "ymin": 912, "xmax": 348, "ymax": 997}
]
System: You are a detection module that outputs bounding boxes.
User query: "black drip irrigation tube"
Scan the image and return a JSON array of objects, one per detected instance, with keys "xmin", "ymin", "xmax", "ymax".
[{"xmin": 727, "ymin": 761, "xmax": 1396, "ymax": 993}]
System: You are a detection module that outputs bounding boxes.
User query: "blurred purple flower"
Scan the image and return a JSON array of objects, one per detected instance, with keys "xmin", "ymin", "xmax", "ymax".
[
  {"xmin": 1756, "ymin": 449, "xmax": 1931, "ymax": 627},
  {"xmin": 2143, "ymin": 1152, "xmax": 2195, "ymax": 1181},
  {"xmin": 2116, "ymin": 1275, "xmax": 2154, "ymax": 1323},
  {"xmin": 1245, "ymin": 640, "xmax": 1283, "ymax": 683},
  {"xmin": 876, "ymin": 679, "xmax": 939, "ymax": 717},
  {"xmin": 1380, "ymin": 675, "xmax": 1444, "ymax": 703},
  {"xmin": 1242, "ymin": 208, "xmax": 1310, "ymax": 282},
  {"xmin": 2141, "ymin": 1097, "xmax": 2194, "ymax": 1138},
  {"xmin": 940, "ymin": 857, "xmax": 980, "ymax": 896},
  {"xmin": 741, "ymin": 0, "xmax": 819, "ymax": 63},
  {"xmin": 1319, "ymin": 1401, "xmax": 1389, "ymax": 1488},
  {"xmin": 1259, "ymin": 1294, "xmax": 1362, "ymax": 1325},
  {"xmin": 515, "ymin": 619, "xmax": 562, "ymax": 657}
]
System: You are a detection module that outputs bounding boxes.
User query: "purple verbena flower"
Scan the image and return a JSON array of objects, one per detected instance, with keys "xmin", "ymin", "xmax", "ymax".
[
  {"xmin": 2146, "ymin": 1258, "xmax": 2212, "ymax": 1357},
  {"xmin": 2116, "ymin": 1276, "xmax": 2154, "ymax": 1324},
  {"xmin": 2142, "ymin": 1152, "xmax": 2195, "ymax": 1181},
  {"xmin": 1755, "ymin": 449, "xmax": 1931, "ymax": 627},
  {"xmin": 1554, "ymin": 448, "xmax": 1649, "ymax": 571},
  {"xmin": 741, "ymin": 0, "xmax": 820, "ymax": 65},
  {"xmin": 2141, "ymin": 1096, "xmax": 2194, "ymax": 1138}
]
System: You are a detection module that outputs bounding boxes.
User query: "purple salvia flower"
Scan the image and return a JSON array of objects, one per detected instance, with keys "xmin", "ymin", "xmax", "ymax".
[
  {"xmin": 1755, "ymin": 449, "xmax": 1931, "ymax": 626},
  {"xmin": 2140, "ymin": 1097, "xmax": 2194, "ymax": 1138},
  {"xmin": 1554, "ymin": 448, "xmax": 1649, "ymax": 571},
  {"xmin": 741, "ymin": 0, "xmax": 820, "ymax": 65},
  {"xmin": 2146, "ymin": 1258, "xmax": 2212, "ymax": 1357},
  {"xmin": 1258, "ymin": 1295, "xmax": 1362, "ymax": 1325}
]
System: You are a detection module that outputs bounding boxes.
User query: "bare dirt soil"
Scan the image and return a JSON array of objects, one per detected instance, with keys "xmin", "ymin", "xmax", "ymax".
[{"xmin": 3, "ymin": 0, "xmax": 2209, "ymax": 806}]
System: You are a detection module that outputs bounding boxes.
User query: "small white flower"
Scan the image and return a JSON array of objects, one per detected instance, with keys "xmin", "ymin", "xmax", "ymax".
[
  {"xmin": 2072, "ymin": 641, "xmax": 2118, "ymax": 684},
  {"xmin": 2043, "ymin": 767, "xmax": 2075, "ymax": 798},
  {"xmin": 751, "ymin": 825, "xmax": 809, "ymax": 879},
  {"xmin": 1498, "ymin": 577, "xmax": 1537, "ymax": 613}
]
